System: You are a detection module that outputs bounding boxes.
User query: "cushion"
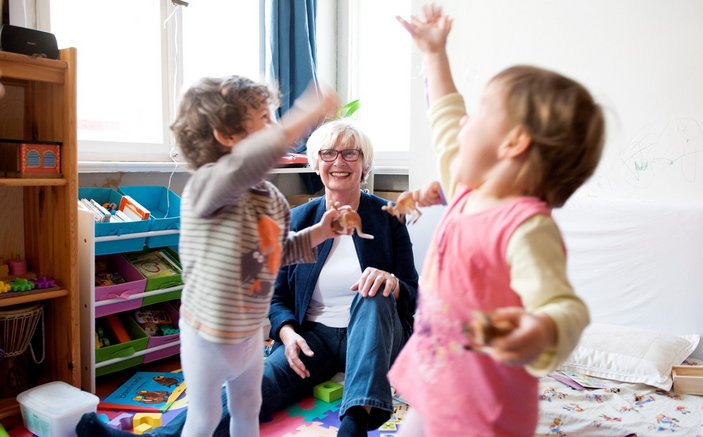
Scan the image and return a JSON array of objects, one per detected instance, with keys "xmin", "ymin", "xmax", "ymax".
[{"xmin": 559, "ymin": 323, "xmax": 700, "ymax": 390}]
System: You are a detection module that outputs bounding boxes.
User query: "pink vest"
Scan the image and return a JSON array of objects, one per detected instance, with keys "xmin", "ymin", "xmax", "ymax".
[{"xmin": 389, "ymin": 189, "xmax": 551, "ymax": 437}]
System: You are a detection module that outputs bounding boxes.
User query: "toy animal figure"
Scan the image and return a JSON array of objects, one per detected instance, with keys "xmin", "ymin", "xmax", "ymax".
[
  {"xmin": 463, "ymin": 309, "xmax": 514, "ymax": 350},
  {"xmin": 331, "ymin": 202, "xmax": 374, "ymax": 239},
  {"xmin": 382, "ymin": 191, "xmax": 422, "ymax": 224}
]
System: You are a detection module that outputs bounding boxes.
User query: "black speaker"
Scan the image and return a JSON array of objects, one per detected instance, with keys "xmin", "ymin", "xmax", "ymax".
[{"xmin": 0, "ymin": 24, "xmax": 59, "ymax": 59}]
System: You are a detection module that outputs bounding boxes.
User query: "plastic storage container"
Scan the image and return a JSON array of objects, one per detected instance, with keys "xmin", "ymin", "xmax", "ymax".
[
  {"xmin": 17, "ymin": 381, "xmax": 99, "ymax": 437},
  {"xmin": 78, "ymin": 187, "xmax": 150, "ymax": 255},
  {"xmin": 119, "ymin": 185, "xmax": 181, "ymax": 247}
]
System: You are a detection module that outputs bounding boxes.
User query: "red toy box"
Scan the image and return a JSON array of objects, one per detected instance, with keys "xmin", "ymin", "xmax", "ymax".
[{"xmin": 0, "ymin": 140, "xmax": 62, "ymax": 178}]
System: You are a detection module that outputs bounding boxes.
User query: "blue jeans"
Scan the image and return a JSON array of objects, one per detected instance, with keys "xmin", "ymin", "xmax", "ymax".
[
  {"xmin": 78, "ymin": 293, "xmax": 408, "ymax": 437},
  {"xmin": 262, "ymin": 292, "xmax": 409, "ymax": 429}
]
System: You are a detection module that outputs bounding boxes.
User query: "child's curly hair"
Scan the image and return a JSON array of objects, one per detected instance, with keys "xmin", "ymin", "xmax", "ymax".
[
  {"xmin": 171, "ymin": 75, "xmax": 279, "ymax": 169},
  {"xmin": 492, "ymin": 66, "xmax": 605, "ymax": 207}
]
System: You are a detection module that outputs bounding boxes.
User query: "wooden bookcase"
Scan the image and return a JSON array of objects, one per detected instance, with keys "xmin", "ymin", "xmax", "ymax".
[{"xmin": 0, "ymin": 48, "xmax": 79, "ymax": 424}]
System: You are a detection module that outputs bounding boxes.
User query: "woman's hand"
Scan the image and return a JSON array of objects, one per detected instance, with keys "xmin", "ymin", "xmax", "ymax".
[
  {"xmin": 279, "ymin": 325, "xmax": 315, "ymax": 379},
  {"xmin": 413, "ymin": 181, "xmax": 444, "ymax": 207},
  {"xmin": 351, "ymin": 267, "xmax": 400, "ymax": 299},
  {"xmin": 396, "ymin": 3, "xmax": 453, "ymax": 55},
  {"xmin": 480, "ymin": 307, "xmax": 557, "ymax": 366}
]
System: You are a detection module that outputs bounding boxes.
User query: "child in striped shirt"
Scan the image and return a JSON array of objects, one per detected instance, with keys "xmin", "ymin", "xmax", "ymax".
[{"xmin": 171, "ymin": 76, "xmax": 341, "ymax": 437}]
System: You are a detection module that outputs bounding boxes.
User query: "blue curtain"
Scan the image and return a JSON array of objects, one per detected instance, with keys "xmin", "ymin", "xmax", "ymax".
[{"xmin": 268, "ymin": 0, "xmax": 322, "ymax": 193}]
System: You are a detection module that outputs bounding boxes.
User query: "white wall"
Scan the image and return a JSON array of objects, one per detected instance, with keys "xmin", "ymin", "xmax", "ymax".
[{"xmin": 409, "ymin": 0, "xmax": 703, "ymax": 203}]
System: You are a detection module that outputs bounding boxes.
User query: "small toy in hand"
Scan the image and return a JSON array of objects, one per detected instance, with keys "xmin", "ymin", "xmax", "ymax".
[
  {"xmin": 382, "ymin": 191, "xmax": 423, "ymax": 225},
  {"xmin": 330, "ymin": 201, "xmax": 374, "ymax": 239},
  {"xmin": 463, "ymin": 309, "xmax": 514, "ymax": 350}
]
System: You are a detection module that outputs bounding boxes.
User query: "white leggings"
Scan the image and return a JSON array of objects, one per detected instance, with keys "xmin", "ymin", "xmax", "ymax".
[{"xmin": 179, "ymin": 320, "xmax": 263, "ymax": 437}]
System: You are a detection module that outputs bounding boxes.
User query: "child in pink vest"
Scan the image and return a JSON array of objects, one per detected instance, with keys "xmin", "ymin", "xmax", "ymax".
[{"xmin": 389, "ymin": 4, "xmax": 605, "ymax": 436}]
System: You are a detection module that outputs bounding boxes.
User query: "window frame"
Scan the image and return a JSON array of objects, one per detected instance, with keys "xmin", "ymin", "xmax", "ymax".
[{"xmin": 26, "ymin": 0, "xmax": 410, "ymax": 171}]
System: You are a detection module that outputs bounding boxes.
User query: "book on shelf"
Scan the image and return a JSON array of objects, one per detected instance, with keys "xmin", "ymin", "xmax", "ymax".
[
  {"xmin": 100, "ymin": 371, "xmax": 186, "ymax": 412},
  {"xmin": 125, "ymin": 249, "xmax": 182, "ymax": 279},
  {"xmin": 119, "ymin": 195, "xmax": 151, "ymax": 221}
]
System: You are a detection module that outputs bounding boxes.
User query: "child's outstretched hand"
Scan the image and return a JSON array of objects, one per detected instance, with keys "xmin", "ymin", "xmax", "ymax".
[
  {"xmin": 308, "ymin": 205, "xmax": 352, "ymax": 248},
  {"xmin": 396, "ymin": 3, "xmax": 453, "ymax": 54},
  {"xmin": 413, "ymin": 181, "xmax": 445, "ymax": 207},
  {"xmin": 477, "ymin": 307, "xmax": 557, "ymax": 366},
  {"xmin": 280, "ymin": 82, "xmax": 340, "ymax": 146}
]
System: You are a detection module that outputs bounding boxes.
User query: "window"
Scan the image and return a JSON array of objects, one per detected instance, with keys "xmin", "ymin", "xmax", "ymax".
[
  {"xmin": 39, "ymin": 0, "xmax": 411, "ymax": 166},
  {"xmin": 341, "ymin": 0, "xmax": 411, "ymax": 167},
  {"xmin": 46, "ymin": 0, "xmax": 262, "ymax": 162}
]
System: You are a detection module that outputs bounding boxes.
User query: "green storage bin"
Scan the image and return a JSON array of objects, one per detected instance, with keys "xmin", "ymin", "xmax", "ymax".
[
  {"xmin": 124, "ymin": 247, "xmax": 182, "ymax": 291},
  {"xmin": 96, "ymin": 356, "xmax": 144, "ymax": 378},
  {"xmin": 95, "ymin": 314, "xmax": 148, "ymax": 363}
]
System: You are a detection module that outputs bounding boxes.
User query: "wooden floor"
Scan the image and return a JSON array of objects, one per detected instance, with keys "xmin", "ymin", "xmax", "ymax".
[{"xmin": 95, "ymin": 354, "xmax": 183, "ymax": 399}]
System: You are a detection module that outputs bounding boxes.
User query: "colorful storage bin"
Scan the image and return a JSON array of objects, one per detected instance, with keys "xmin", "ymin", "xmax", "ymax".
[
  {"xmin": 79, "ymin": 187, "xmax": 150, "ymax": 255},
  {"xmin": 124, "ymin": 248, "xmax": 183, "ymax": 292},
  {"xmin": 94, "ymin": 254, "xmax": 147, "ymax": 303},
  {"xmin": 119, "ymin": 185, "xmax": 181, "ymax": 247},
  {"xmin": 95, "ymin": 314, "xmax": 148, "ymax": 365}
]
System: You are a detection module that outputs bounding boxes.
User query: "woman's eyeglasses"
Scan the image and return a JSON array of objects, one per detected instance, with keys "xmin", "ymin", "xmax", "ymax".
[{"xmin": 318, "ymin": 149, "xmax": 362, "ymax": 162}]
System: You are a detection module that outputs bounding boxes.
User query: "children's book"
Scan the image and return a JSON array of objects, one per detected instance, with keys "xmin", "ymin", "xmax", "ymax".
[
  {"xmin": 100, "ymin": 371, "xmax": 186, "ymax": 412},
  {"xmin": 125, "ymin": 250, "xmax": 182, "ymax": 279},
  {"xmin": 551, "ymin": 370, "xmax": 610, "ymax": 390}
]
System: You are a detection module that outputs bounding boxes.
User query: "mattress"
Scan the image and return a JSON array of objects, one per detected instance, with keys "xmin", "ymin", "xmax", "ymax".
[{"xmin": 536, "ymin": 371, "xmax": 703, "ymax": 436}]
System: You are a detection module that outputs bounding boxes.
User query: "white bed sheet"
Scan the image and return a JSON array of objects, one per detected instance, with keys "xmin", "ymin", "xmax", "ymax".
[
  {"xmin": 553, "ymin": 196, "xmax": 703, "ymax": 359},
  {"xmin": 536, "ymin": 372, "xmax": 703, "ymax": 436}
]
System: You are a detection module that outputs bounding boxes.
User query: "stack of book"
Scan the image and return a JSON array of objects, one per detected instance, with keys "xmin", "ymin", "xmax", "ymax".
[{"xmin": 80, "ymin": 195, "xmax": 151, "ymax": 223}]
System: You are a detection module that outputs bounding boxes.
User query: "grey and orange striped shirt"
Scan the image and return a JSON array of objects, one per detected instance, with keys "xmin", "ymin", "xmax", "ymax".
[{"xmin": 179, "ymin": 127, "xmax": 317, "ymax": 344}]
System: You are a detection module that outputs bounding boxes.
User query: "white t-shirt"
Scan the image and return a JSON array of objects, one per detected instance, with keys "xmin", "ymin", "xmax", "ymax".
[{"xmin": 305, "ymin": 235, "xmax": 362, "ymax": 328}]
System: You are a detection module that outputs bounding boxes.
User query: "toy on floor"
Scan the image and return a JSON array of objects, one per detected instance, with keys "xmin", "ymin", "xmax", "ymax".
[
  {"xmin": 313, "ymin": 381, "xmax": 343, "ymax": 403},
  {"xmin": 133, "ymin": 412, "xmax": 162, "ymax": 434}
]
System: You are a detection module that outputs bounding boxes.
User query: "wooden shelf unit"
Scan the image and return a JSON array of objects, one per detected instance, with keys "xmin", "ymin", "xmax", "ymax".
[{"xmin": 0, "ymin": 49, "xmax": 79, "ymax": 424}]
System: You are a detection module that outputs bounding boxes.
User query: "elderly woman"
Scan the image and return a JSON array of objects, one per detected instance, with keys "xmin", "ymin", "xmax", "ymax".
[
  {"xmin": 76, "ymin": 120, "xmax": 418, "ymax": 437},
  {"xmin": 262, "ymin": 119, "xmax": 418, "ymax": 436}
]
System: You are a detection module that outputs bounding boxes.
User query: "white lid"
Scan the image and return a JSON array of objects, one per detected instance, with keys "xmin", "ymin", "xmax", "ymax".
[{"xmin": 17, "ymin": 381, "xmax": 99, "ymax": 417}]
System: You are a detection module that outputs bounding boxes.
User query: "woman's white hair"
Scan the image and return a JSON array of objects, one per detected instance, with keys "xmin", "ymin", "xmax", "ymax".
[{"xmin": 305, "ymin": 119, "xmax": 374, "ymax": 183}]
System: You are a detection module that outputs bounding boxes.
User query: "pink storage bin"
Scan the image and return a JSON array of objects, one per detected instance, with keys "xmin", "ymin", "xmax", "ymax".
[
  {"xmin": 132, "ymin": 302, "xmax": 180, "ymax": 349},
  {"xmin": 143, "ymin": 342, "xmax": 180, "ymax": 364},
  {"xmin": 95, "ymin": 299, "xmax": 143, "ymax": 319},
  {"xmin": 95, "ymin": 254, "xmax": 147, "ymax": 302}
]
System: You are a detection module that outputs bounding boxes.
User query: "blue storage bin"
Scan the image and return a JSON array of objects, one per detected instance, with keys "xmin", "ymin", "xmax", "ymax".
[
  {"xmin": 119, "ymin": 185, "xmax": 181, "ymax": 248},
  {"xmin": 79, "ymin": 187, "xmax": 150, "ymax": 255}
]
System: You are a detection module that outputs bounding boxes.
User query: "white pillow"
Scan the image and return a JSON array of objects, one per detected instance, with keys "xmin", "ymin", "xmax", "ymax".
[{"xmin": 559, "ymin": 323, "xmax": 700, "ymax": 390}]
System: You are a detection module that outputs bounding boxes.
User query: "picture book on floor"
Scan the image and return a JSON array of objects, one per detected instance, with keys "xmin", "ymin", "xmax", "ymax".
[{"xmin": 100, "ymin": 371, "xmax": 186, "ymax": 412}]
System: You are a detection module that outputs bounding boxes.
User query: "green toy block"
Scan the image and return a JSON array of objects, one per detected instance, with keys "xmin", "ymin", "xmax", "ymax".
[{"xmin": 313, "ymin": 381, "xmax": 343, "ymax": 403}]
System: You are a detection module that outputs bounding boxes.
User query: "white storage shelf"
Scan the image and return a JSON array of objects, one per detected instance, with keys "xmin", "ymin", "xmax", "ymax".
[{"xmin": 77, "ymin": 205, "xmax": 182, "ymax": 393}]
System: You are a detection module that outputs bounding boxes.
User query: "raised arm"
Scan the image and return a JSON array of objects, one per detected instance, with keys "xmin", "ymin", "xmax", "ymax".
[
  {"xmin": 398, "ymin": 4, "xmax": 466, "ymax": 199},
  {"xmin": 396, "ymin": 3, "xmax": 457, "ymax": 105}
]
